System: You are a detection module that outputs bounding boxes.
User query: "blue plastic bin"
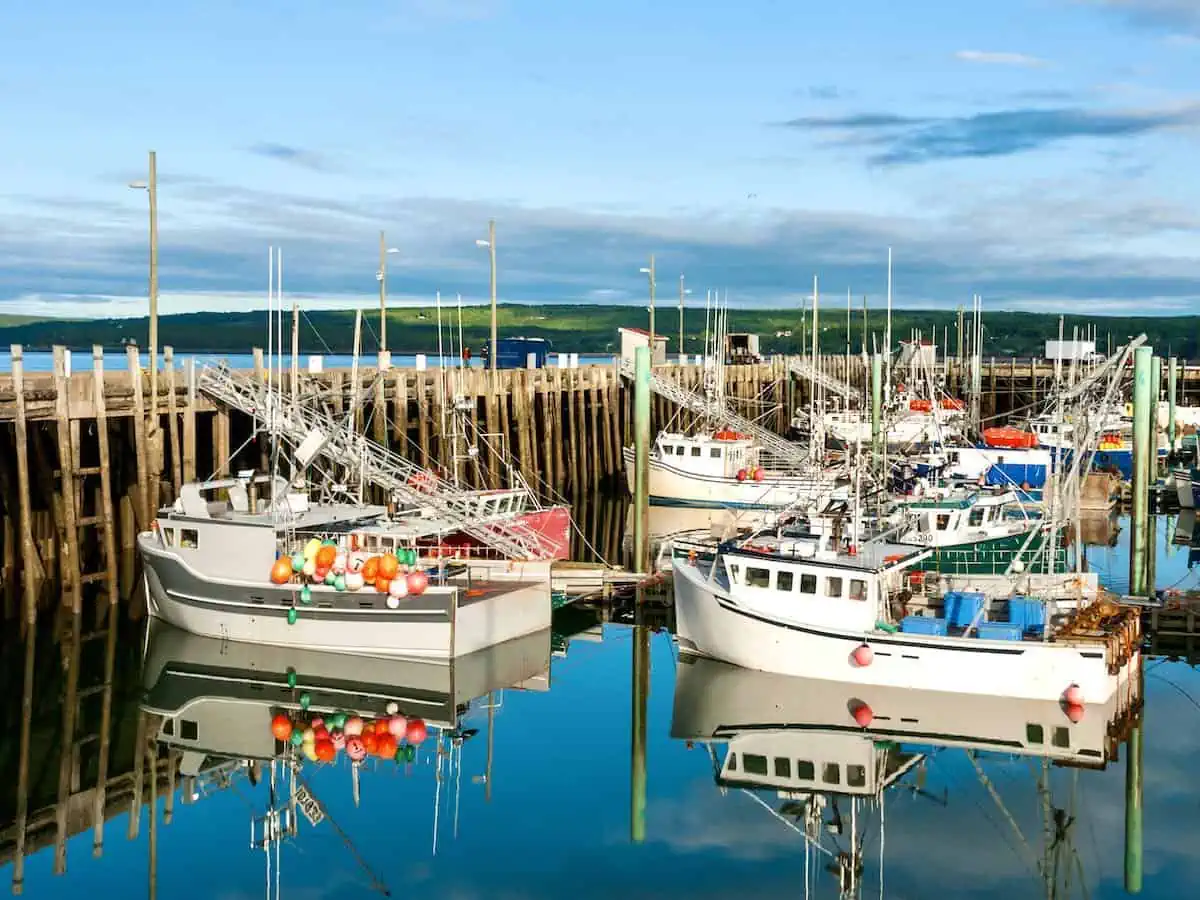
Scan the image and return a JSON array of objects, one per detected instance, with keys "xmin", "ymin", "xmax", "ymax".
[
  {"xmin": 900, "ymin": 615, "xmax": 948, "ymax": 636},
  {"xmin": 944, "ymin": 591, "xmax": 987, "ymax": 629},
  {"xmin": 976, "ymin": 622, "xmax": 1023, "ymax": 641}
]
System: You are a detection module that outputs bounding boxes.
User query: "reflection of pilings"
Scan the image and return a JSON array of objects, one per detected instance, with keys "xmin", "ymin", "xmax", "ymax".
[
  {"xmin": 52, "ymin": 612, "xmax": 82, "ymax": 876},
  {"xmin": 630, "ymin": 598, "xmax": 649, "ymax": 843},
  {"xmin": 10, "ymin": 627, "xmax": 35, "ymax": 895},
  {"xmin": 1124, "ymin": 660, "xmax": 1144, "ymax": 894}
]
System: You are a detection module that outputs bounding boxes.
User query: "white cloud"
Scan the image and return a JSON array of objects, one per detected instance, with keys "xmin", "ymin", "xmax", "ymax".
[{"xmin": 954, "ymin": 50, "xmax": 1049, "ymax": 67}]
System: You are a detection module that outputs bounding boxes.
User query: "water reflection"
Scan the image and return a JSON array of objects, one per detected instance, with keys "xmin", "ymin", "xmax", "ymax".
[{"xmin": 2, "ymin": 502, "xmax": 1199, "ymax": 899}]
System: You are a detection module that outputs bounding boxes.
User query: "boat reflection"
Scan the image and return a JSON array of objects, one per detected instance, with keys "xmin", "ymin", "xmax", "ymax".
[
  {"xmin": 139, "ymin": 620, "xmax": 553, "ymax": 890},
  {"xmin": 670, "ymin": 655, "xmax": 1142, "ymax": 897}
]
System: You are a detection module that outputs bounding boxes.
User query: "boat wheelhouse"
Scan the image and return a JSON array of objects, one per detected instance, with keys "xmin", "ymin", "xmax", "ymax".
[{"xmin": 892, "ymin": 487, "xmax": 1067, "ymax": 576}]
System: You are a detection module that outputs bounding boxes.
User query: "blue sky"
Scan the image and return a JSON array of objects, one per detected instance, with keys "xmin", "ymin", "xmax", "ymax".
[{"xmin": 3, "ymin": 0, "xmax": 1200, "ymax": 317}]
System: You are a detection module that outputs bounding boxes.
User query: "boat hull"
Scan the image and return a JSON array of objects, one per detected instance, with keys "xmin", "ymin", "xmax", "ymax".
[
  {"xmin": 138, "ymin": 533, "xmax": 551, "ymax": 659},
  {"xmin": 622, "ymin": 447, "xmax": 832, "ymax": 509},
  {"xmin": 671, "ymin": 560, "xmax": 1133, "ymax": 703}
]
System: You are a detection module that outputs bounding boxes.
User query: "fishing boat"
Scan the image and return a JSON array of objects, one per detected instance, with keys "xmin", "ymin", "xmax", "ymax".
[
  {"xmin": 670, "ymin": 524, "xmax": 1141, "ymax": 703},
  {"xmin": 621, "ymin": 430, "xmax": 845, "ymax": 510},
  {"xmin": 891, "ymin": 486, "xmax": 1068, "ymax": 576},
  {"xmin": 139, "ymin": 472, "xmax": 557, "ymax": 658}
]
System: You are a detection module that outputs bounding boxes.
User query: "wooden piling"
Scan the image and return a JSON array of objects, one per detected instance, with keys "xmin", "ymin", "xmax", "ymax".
[
  {"xmin": 163, "ymin": 347, "xmax": 182, "ymax": 496},
  {"xmin": 126, "ymin": 346, "xmax": 151, "ymax": 528}
]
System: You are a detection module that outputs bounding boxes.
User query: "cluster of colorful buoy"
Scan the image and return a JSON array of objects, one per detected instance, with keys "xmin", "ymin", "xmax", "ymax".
[
  {"xmin": 268, "ymin": 538, "xmax": 431, "ymax": 617},
  {"xmin": 270, "ymin": 707, "xmax": 428, "ymax": 764},
  {"xmin": 735, "ymin": 466, "xmax": 767, "ymax": 483}
]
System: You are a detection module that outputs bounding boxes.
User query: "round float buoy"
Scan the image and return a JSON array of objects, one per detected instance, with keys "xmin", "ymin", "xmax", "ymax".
[
  {"xmin": 315, "ymin": 739, "xmax": 336, "ymax": 762},
  {"xmin": 271, "ymin": 714, "xmax": 293, "ymax": 741},
  {"xmin": 386, "ymin": 594, "xmax": 400, "ymax": 609},
  {"xmin": 406, "ymin": 718, "xmax": 428, "ymax": 745},
  {"xmin": 1064, "ymin": 702, "xmax": 1085, "ymax": 723},
  {"xmin": 299, "ymin": 692, "xmax": 311, "ymax": 710},
  {"xmin": 287, "ymin": 608, "xmax": 298, "ymax": 625},
  {"xmin": 345, "ymin": 571, "xmax": 365, "ymax": 592},
  {"xmin": 346, "ymin": 736, "xmax": 366, "ymax": 761},
  {"xmin": 270, "ymin": 558, "xmax": 293, "ymax": 584},
  {"xmin": 343, "ymin": 716, "xmax": 364, "ymax": 736},
  {"xmin": 386, "ymin": 701, "xmax": 399, "ymax": 715},
  {"xmin": 300, "ymin": 585, "xmax": 312, "ymax": 605},
  {"xmin": 289, "ymin": 730, "xmax": 304, "ymax": 747},
  {"xmin": 286, "ymin": 668, "xmax": 297, "ymax": 688},
  {"xmin": 754, "ymin": 468, "xmax": 765, "ymax": 482},
  {"xmin": 1063, "ymin": 683, "xmax": 1083, "ymax": 705},
  {"xmin": 388, "ymin": 714, "xmax": 408, "ymax": 737},
  {"xmin": 851, "ymin": 702, "xmax": 874, "ymax": 728},
  {"xmin": 851, "ymin": 644, "xmax": 874, "ymax": 667},
  {"xmin": 377, "ymin": 733, "xmax": 398, "ymax": 758},
  {"xmin": 736, "ymin": 468, "xmax": 748, "ymax": 482},
  {"xmin": 407, "ymin": 571, "xmax": 429, "ymax": 596}
]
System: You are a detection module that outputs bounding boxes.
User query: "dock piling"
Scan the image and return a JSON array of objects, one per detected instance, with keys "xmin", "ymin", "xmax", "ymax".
[{"xmin": 632, "ymin": 346, "xmax": 650, "ymax": 573}]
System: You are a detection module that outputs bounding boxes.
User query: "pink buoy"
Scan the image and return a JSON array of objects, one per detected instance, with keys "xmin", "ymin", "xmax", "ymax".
[
  {"xmin": 406, "ymin": 717, "xmax": 428, "ymax": 745},
  {"xmin": 1064, "ymin": 702, "xmax": 1085, "ymax": 723},
  {"xmin": 388, "ymin": 714, "xmax": 408, "ymax": 737},
  {"xmin": 330, "ymin": 728, "xmax": 346, "ymax": 749},
  {"xmin": 753, "ymin": 467, "xmax": 765, "ymax": 482},
  {"xmin": 736, "ymin": 468, "xmax": 747, "ymax": 482},
  {"xmin": 345, "ymin": 735, "xmax": 366, "ymax": 761},
  {"xmin": 851, "ymin": 644, "xmax": 874, "ymax": 667},
  {"xmin": 406, "ymin": 571, "xmax": 429, "ymax": 596},
  {"xmin": 343, "ymin": 715, "xmax": 364, "ymax": 737},
  {"xmin": 1063, "ymin": 684, "xmax": 1083, "ymax": 705},
  {"xmin": 851, "ymin": 702, "xmax": 873, "ymax": 728}
]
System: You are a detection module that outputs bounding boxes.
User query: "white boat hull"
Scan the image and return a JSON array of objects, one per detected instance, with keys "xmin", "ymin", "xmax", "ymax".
[
  {"xmin": 672, "ymin": 559, "xmax": 1133, "ymax": 704},
  {"xmin": 138, "ymin": 533, "xmax": 551, "ymax": 660},
  {"xmin": 622, "ymin": 448, "xmax": 836, "ymax": 509}
]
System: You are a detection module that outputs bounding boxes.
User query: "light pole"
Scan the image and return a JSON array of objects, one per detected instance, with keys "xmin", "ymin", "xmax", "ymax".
[
  {"xmin": 678, "ymin": 273, "xmax": 691, "ymax": 362},
  {"xmin": 639, "ymin": 255, "xmax": 656, "ymax": 364},
  {"xmin": 475, "ymin": 219, "xmax": 497, "ymax": 370},
  {"xmin": 376, "ymin": 236, "xmax": 399, "ymax": 353},
  {"xmin": 128, "ymin": 150, "xmax": 158, "ymax": 421}
]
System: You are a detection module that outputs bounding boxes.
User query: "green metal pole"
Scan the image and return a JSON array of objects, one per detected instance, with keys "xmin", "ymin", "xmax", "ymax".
[
  {"xmin": 1151, "ymin": 355, "xmax": 1162, "ymax": 477},
  {"xmin": 1168, "ymin": 356, "xmax": 1178, "ymax": 456},
  {"xmin": 1124, "ymin": 715, "xmax": 1144, "ymax": 893},
  {"xmin": 633, "ymin": 345, "xmax": 651, "ymax": 573},
  {"xmin": 871, "ymin": 353, "xmax": 882, "ymax": 461},
  {"xmin": 630, "ymin": 600, "xmax": 649, "ymax": 844},
  {"xmin": 1130, "ymin": 346, "xmax": 1153, "ymax": 597}
]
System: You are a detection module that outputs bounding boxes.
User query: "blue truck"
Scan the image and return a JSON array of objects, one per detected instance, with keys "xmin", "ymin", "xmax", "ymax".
[{"xmin": 481, "ymin": 336, "xmax": 552, "ymax": 369}]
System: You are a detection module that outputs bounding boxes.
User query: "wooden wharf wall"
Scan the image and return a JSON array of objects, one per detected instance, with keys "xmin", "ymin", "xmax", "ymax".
[{"xmin": 3, "ymin": 344, "xmax": 1200, "ymax": 619}]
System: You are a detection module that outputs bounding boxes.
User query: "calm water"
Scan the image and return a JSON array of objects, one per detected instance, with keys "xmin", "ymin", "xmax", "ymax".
[{"xmin": 5, "ymin": 504, "xmax": 1199, "ymax": 899}]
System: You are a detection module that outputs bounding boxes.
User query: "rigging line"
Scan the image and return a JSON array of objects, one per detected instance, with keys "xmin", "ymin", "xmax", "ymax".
[
  {"xmin": 290, "ymin": 767, "xmax": 392, "ymax": 897},
  {"xmin": 1147, "ymin": 670, "xmax": 1200, "ymax": 714},
  {"xmin": 298, "ymin": 309, "xmax": 335, "ymax": 355},
  {"xmin": 738, "ymin": 788, "xmax": 836, "ymax": 859}
]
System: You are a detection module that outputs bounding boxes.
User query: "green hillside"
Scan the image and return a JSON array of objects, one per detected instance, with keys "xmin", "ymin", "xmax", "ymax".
[{"xmin": 0, "ymin": 305, "xmax": 1196, "ymax": 358}]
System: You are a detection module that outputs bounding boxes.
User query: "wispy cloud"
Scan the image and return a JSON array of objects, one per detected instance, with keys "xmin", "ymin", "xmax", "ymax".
[
  {"xmin": 1076, "ymin": 0, "xmax": 1200, "ymax": 34},
  {"xmin": 247, "ymin": 142, "xmax": 337, "ymax": 172},
  {"xmin": 780, "ymin": 103, "xmax": 1200, "ymax": 165},
  {"xmin": 955, "ymin": 49, "xmax": 1048, "ymax": 67}
]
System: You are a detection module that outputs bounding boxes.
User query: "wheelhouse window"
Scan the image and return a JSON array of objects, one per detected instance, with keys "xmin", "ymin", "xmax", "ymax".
[
  {"xmin": 662, "ymin": 445, "xmax": 674, "ymax": 455},
  {"xmin": 799, "ymin": 573, "xmax": 817, "ymax": 595},
  {"xmin": 847, "ymin": 765, "xmax": 867, "ymax": 788},
  {"xmin": 825, "ymin": 576, "xmax": 843, "ymax": 598},
  {"xmin": 180, "ymin": 528, "xmax": 199, "ymax": 549},
  {"xmin": 849, "ymin": 579, "xmax": 867, "ymax": 601},
  {"xmin": 691, "ymin": 446, "xmax": 702, "ymax": 457},
  {"xmin": 745, "ymin": 567, "xmax": 772, "ymax": 588},
  {"xmin": 822, "ymin": 763, "xmax": 841, "ymax": 785},
  {"xmin": 727, "ymin": 563, "xmax": 741, "ymax": 583},
  {"xmin": 968, "ymin": 508, "xmax": 985, "ymax": 527},
  {"xmin": 710, "ymin": 447, "xmax": 721, "ymax": 458},
  {"xmin": 796, "ymin": 760, "xmax": 815, "ymax": 781},
  {"xmin": 774, "ymin": 757, "xmax": 791, "ymax": 778},
  {"xmin": 936, "ymin": 514, "xmax": 951, "ymax": 530},
  {"xmin": 777, "ymin": 571, "xmax": 794, "ymax": 592},
  {"xmin": 162, "ymin": 528, "xmax": 175, "ymax": 547},
  {"xmin": 743, "ymin": 754, "xmax": 769, "ymax": 776}
]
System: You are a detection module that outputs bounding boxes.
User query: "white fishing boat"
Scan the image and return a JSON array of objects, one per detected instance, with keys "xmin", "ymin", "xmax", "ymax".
[
  {"xmin": 622, "ymin": 430, "xmax": 845, "ymax": 510},
  {"xmin": 139, "ymin": 473, "xmax": 555, "ymax": 659},
  {"xmin": 670, "ymin": 525, "xmax": 1141, "ymax": 703}
]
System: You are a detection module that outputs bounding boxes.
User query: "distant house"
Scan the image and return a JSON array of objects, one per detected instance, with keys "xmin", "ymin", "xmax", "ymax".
[{"xmin": 618, "ymin": 327, "xmax": 669, "ymax": 366}]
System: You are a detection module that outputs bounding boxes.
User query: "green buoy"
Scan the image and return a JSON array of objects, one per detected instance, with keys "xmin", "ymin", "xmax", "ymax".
[
  {"xmin": 299, "ymin": 693, "xmax": 311, "ymax": 710},
  {"xmin": 287, "ymin": 608, "xmax": 298, "ymax": 625},
  {"xmin": 286, "ymin": 669, "xmax": 298, "ymax": 688}
]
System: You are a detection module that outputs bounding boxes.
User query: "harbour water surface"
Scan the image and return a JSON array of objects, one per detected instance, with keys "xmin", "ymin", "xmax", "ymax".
[{"xmin": 4, "ymin": 503, "xmax": 1198, "ymax": 899}]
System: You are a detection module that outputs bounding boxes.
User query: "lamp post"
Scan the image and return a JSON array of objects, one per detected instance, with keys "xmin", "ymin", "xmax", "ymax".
[
  {"xmin": 376, "ymin": 236, "xmax": 399, "ymax": 353},
  {"xmin": 128, "ymin": 150, "xmax": 158, "ymax": 423},
  {"xmin": 639, "ymin": 255, "xmax": 656, "ymax": 364},
  {"xmin": 475, "ymin": 220, "xmax": 497, "ymax": 370},
  {"xmin": 678, "ymin": 274, "xmax": 691, "ymax": 362}
]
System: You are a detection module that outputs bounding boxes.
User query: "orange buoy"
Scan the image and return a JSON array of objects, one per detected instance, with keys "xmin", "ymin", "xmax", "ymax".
[
  {"xmin": 362, "ymin": 730, "xmax": 379, "ymax": 755},
  {"xmin": 851, "ymin": 702, "xmax": 874, "ymax": 728},
  {"xmin": 362, "ymin": 556, "xmax": 381, "ymax": 581},
  {"xmin": 377, "ymin": 733, "xmax": 398, "ymax": 759},
  {"xmin": 378, "ymin": 554, "xmax": 400, "ymax": 580},
  {"xmin": 1064, "ymin": 702, "xmax": 1085, "ymax": 723},
  {"xmin": 271, "ymin": 713, "xmax": 293, "ymax": 741},
  {"xmin": 315, "ymin": 739, "xmax": 336, "ymax": 762},
  {"xmin": 270, "ymin": 558, "xmax": 293, "ymax": 584},
  {"xmin": 316, "ymin": 545, "xmax": 337, "ymax": 569},
  {"xmin": 374, "ymin": 575, "xmax": 391, "ymax": 593}
]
